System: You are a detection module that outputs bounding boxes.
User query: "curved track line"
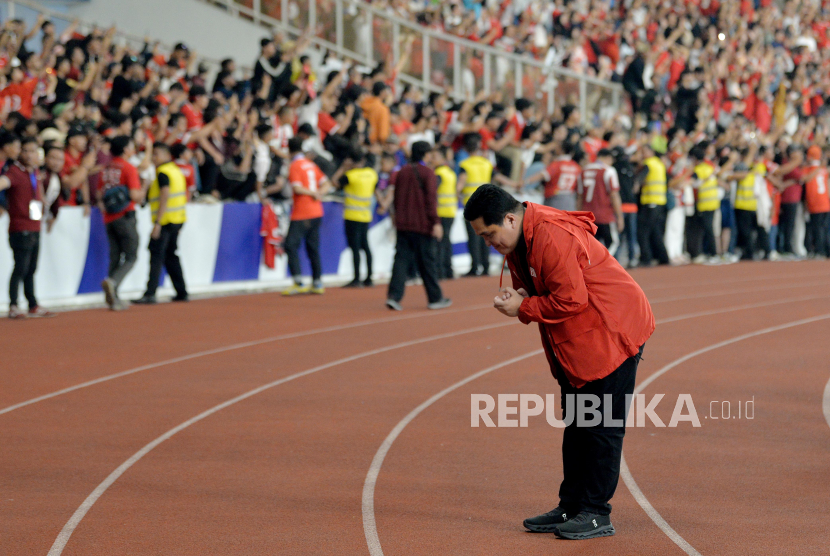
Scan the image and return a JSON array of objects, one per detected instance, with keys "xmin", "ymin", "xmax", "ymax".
[
  {"xmin": 362, "ymin": 350, "xmax": 544, "ymax": 556},
  {"xmin": 5, "ymin": 280, "xmax": 821, "ymax": 418},
  {"xmin": 619, "ymin": 312, "xmax": 830, "ymax": 556},
  {"xmin": 46, "ymin": 320, "xmax": 518, "ymax": 556},
  {"xmin": 361, "ymin": 306, "xmax": 830, "ymax": 556},
  {"xmin": 0, "ymin": 304, "xmax": 492, "ymax": 417}
]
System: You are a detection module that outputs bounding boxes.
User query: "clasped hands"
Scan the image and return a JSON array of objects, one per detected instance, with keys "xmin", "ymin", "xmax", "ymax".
[{"xmin": 493, "ymin": 287, "xmax": 528, "ymax": 318}]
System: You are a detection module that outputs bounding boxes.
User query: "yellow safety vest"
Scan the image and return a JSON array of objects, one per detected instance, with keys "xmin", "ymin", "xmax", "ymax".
[
  {"xmin": 148, "ymin": 162, "xmax": 187, "ymax": 225},
  {"xmin": 694, "ymin": 162, "xmax": 719, "ymax": 212},
  {"xmin": 435, "ymin": 165, "xmax": 458, "ymax": 218},
  {"xmin": 343, "ymin": 167, "xmax": 378, "ymax": 223},
  {"xmin": 640, "ymin": 156, "xmax": 667, "ymax": 206},
  {"xmin": 734, "ymin": 162, "xmax": 765, "ymax": 212},
  {"xmin": 459, "ymin": 155, "xmax": 493, "ymax": 206}
]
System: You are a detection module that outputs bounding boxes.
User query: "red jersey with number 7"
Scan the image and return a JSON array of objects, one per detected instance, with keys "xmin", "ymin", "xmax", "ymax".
[
  {"xmin": 578, "ymin": 163, "xmax": 619, "ymax": 224},
  {"xmin": 805, "ymin": 166, "xmax": 830, "ymax": 214}
]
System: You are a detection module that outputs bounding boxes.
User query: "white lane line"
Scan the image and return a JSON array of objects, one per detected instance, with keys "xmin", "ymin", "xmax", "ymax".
[
  {"xmin": 641, "ymin": 269, "xmax": 830, "ymax": 291},
  {"xmin": 361, "ymin": 305, "xmax": 830, "ymax": 556},
  {"xmin": 0, "ymin": 304, "xmax": 492, "ymax": 417},
  {"xmin": 619, "ymin": 312, "xmax": 830, "ymax": 556},
  {"xmin": 362, "ymin": 350, "xmax": 544, "ymax": 556},
  {"xmin": 46, "ymin": 320, "xmax": 518, "ymax": 556},
  {"xmin": 649, "ymin": 279, "xmax": 830, "ymax": 303},
  {"xmin": 7, "ymin": 277, "xmax": 826, "ymax": 418}
]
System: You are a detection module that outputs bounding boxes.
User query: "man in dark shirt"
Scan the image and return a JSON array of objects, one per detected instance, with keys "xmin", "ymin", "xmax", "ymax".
[
  {"xmin": 386, "ymin": 141, "xmax": 451, "ymax": 311},
  {"xmin": 0, "ymin": 137, "xmax": 56, "ymax": 318}
]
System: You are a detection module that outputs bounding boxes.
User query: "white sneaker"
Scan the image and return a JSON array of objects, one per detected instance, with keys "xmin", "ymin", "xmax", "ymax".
[
  {"xmin": 427, "ymin": 298, "xmax": 453, "ymax": 310},
  {"xmin": 692, "ymin": 255, "xmax": 708, "ymax": 265}
]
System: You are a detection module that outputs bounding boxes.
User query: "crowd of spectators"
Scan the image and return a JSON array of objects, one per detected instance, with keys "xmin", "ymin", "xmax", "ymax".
[{"xmin": 2, "ymin": 0, "xmax": 830, "ymax": 315}]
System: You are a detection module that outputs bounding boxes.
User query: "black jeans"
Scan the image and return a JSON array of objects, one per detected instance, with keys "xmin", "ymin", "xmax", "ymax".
[
  {"xmin": 285, "ymin": 217, "xmax": 322, "ymax": 282},
  {"xmin": 779, "ymin": 202, "xmax": 799, "ymax": 254},
  {"xmin": 8, "ymin": 231, "xmax": 39, "ymax": 307},
  {"xmin": 555, "ymin": 344, "xmax": 644, "ymax": 516},
  {"xmin": 465, "ymin": 220, "xmax": 490, "ymax": 274},
  {"xmin": 106, "ymin": 211, "xmax": 139, "ymax": 293},
  {"xmin": 637, "ymin": 205, "xmax": 669, "ymax": 265},
  {"xmin": 387, "ymin": 230, "xmax": 444, "ymax": 304},
  {"xmin": 686, "ymin": 210, "xmax": 716, "ymax": 258},
  {"xmin": 344, "ymin": 219, "xmax": 372, "ymax": 281},
  {"xmin": 438, "ymin": 217, "xmax": 454, "ymax": 279},
  {"xmin": 145, "ymin": 223, "xmax": 187, "ymax": 298},
  {"xmin": 807, "ymin": 211, "xmax": 829, "ymax": 257}
]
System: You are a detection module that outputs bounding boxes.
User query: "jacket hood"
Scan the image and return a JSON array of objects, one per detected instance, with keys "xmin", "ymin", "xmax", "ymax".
[{"xmin": 521, "ymin": 202, "xmax": 597, "ymax": 266}]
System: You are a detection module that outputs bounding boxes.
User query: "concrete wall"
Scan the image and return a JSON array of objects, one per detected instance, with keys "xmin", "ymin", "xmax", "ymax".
[{"xmin": 56, "ymin": 0, "xmax": 268, "ymax": 73}]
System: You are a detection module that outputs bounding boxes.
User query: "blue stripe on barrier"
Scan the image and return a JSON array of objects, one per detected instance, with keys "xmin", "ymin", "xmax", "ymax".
[
  {"xmin": 213, "ymin": 203, "xmax": 262, "ymax": 282},
  {"xmin": 77, "ymin": 208, "xmax": 109, "ymax": 294}
]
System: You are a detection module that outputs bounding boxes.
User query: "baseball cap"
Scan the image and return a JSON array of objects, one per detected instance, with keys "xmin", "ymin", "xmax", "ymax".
[
  {"xmin": 807, "ymin": 145, "xmax": 822, "ymax": 160},
  {"xmin": 174, "ymin": 42, "xmax": 188, "ymax": 52},
  {"xmin": 66, "ymin": 124, "xmax": 87, "ymax": 138}
]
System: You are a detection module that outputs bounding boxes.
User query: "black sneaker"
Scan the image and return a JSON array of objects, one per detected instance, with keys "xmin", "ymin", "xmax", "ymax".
[
  {"xmin": 362, "ymin": 278, "xmax": 374, "ymax": 287},
  {"xmin": 132, "ymin": 296, "xmax": 157, "ymax": 305},
  {"xmin": 343, "ymin": 279, "xmax": 362, "ymax": 288},
  {"xmin": 523, "ymin": 507, "xmax": 572, "ymax": 533},
  {"xmin": 553, "ymin": 511, "xmax": 615, "ymax": 539}
]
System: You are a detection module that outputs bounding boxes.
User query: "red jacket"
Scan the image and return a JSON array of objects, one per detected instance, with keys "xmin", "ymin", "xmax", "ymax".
[{"xmin": 508, "ymin": 203, "xmax": 655, "ymax": 388}]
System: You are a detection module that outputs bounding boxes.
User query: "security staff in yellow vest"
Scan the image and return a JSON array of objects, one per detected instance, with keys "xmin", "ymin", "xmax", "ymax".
[
  {"xmin": 687, "ymin": 143, "xmax": 719, "ymax": 262},
  {"xmin": 728, "ymin": 144, "xmax": 768, "ymax": 260},
  {"xmin": 635, "ymin": 143, "xmax": 670, "ymax": 266},
  {"xmin": 457, "ymin": 134, "xmax": 494, "ymax": 276},
  {"xmin": 433, "ymin": 146, "xmax": 458, "ymax": 279},
  {"xmin": 337, "ymin": 150, "xmax": 378, "ymax": 288},
  {"xmin": 133, "ymin": 142, "xmax": 188, "ymax": 304}
]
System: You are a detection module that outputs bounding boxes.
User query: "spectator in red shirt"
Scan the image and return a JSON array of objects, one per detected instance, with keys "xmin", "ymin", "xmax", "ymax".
[
  {"xmin": 774, "ymin": 146, "xmax": 805, "ymax": 256},
  {"xmin": 181, "ymin": 85, "xmax": 209, "ymax": 131},
  {"xmin": 98, "ymin": 136, "xmax": 144, "ymax": 310},
  {"xmin": 0, "ymin": 65, "xmax": 39, "ymax": 119},
  {"xmin": 0, "ymin": 137, "xmax": 56, "ymax": 319},
  {"xmin": 526, "ymin": 142, "xmax": 582, "ymax": 211},
  {"xmin": 61, "ymin": 125, "xmax": 94, "ymax": 213}
]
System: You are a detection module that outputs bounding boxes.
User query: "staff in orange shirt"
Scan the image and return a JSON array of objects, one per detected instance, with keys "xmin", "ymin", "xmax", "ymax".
[
  {"xmin": 283, "ymin": 137, "xmax": 332, "ymax": 296},
  {"xmin": 464, "ymin": 184, "xmax": 654, "ymax": 541},
  {"xmin": 804, "ymin": 146, "xmax": 830, "ymax": 258}
]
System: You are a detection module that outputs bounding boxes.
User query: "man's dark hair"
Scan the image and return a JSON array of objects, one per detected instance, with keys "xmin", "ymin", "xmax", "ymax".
[
  {"xmin": 463, "ymin": 132, "xmax": 481, "ymax": 153},
  {"xmin": 372, "ymin": 81, "xmax": 387, "ymax": 97},
  {"xmin": 170, "ymin": 143, "xmax": 188, "ymax": 160},
  {"xmin": 689, "ymin": 143, "xmax": 706, "ymax": 161},
  {"xmin": 189, "ymin": 85, "xmax": 207, "ymax": 100},
  {"xmin": 110, "ymin": 135, "xmax": 132, "ymax": 157},
  {"xmin": 153, "ymin": 141, "xmax": 171, "ymax": 154},
  {"xmin": 288, "ymin": 136, "xmax": 304, "ymax": 154},
  {"xmin": 20, "ymin": 136, "xmax": 38, "ymax": 148},
  {"xmin": 0, "ymin": 131, "xmax": 21, "ymax": 147},
  {"xmin": 463, "ymin": 184, "xmax": 522, "ymax": 225},
  {"xmin": 410, "ymin": 140, "xmax": 432, "ymax": 163},
  {"xmin": 515, "ymin": 97, "xmax": 532, "ymax": 112},
  {"xmin": 169, "ymin": 82, "xmax": 184, "ymax": 92},
  {"xmin": 255, "ymin": 122, "xmax": 273, "ymax": 139}
]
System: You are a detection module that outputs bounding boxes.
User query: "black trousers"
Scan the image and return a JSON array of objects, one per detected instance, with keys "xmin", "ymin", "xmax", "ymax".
[
  {"xmin": 344, "ymin": 219, "xmax": 372, "ymax": 281},
  {"xmin": 637, "ymin": 205, "xmax": 669, "ymax": 265},
  {"xmin": 595, "ymin": 223, "xmax": 613, "ymax": 249},
  {"xmin": 145, "ymin": 223, "xmax": 187, "ymax": 298},
  {"xmin": 465, "ymin": 220, "xmax": 490, "ymax": 274},
  {"xmin": 387, "ymin": 230, "xmax": 443, "ymax": 304},
  {"xmin": 686, "ymin": 210, "xmax": 716, "ymax": 258},
  {"xmin": 8, "ymin": 231, "xmax": 39, "ymax": 307},
  {"xmin": 106, "ymin": 211, "xmax": 139, "ymax": 293},
  {"xmin": 779, "ymin": 202, "xmax": 799, "ymax": 254},
  {"xmin": 438, "ymin": 217, "xmax": 454, "ymax": 279},
  {"xmin": 807, "ymin": 212, "xmax": 829, "ymax": 257},
  {"xmin": 734, "ymin": 208, "xmax": 767, "ymax": 260},
  {"xmin": 285, "ymin": 217, "xmax": 322, "ymax": 282},
  {"xmin": 555, "ymin": 344, "xmax": 644, "ymax": 516}
]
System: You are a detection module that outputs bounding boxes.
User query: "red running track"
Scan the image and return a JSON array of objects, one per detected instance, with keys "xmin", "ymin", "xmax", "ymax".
[{"xmin": 1, "ymin": 261, "xmax": 829, "ymax": 555}]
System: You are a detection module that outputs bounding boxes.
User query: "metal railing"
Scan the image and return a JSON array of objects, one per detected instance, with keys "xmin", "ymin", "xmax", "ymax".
[{"xmin": 200, "ymin": 0, "xmax": 624, "ymax": 121}]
